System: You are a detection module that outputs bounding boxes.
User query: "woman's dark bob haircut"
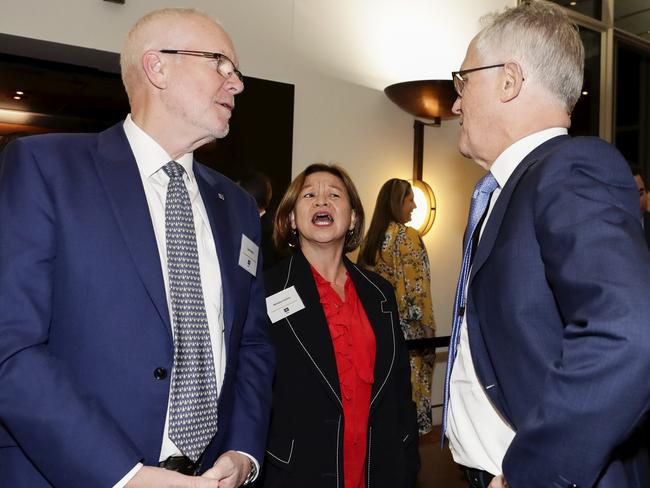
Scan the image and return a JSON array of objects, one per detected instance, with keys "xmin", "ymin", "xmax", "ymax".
[{"xmin": 273, "ymin": 163, "xmax": 365, "ymax": 255}]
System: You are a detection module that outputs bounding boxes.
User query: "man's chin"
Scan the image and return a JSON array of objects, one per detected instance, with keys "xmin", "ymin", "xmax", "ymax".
[
  {"xmin": 458, "ymin": 141, "xmax": 473, "ymax": 160},
  {"xmin": 214, "ymin": 124, "xmax": 229, "ymax": 139}
]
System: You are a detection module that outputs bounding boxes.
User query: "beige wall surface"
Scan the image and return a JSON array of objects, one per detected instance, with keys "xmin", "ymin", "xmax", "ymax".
[{"xmin": 0, "ymin": 0, "xmax": 513, "ymax": 423}]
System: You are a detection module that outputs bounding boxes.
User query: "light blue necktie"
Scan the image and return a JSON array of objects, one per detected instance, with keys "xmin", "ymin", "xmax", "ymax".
[
  {"xmin": 164, "ymin": 161, "xmax": 219, "ymax": 462},
  {"xmin": 442, "ymin": 172, "xmax": 499, "ymax": 443}
]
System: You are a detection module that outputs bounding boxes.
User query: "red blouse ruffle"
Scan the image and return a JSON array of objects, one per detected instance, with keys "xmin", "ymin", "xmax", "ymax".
[{"xmin": 312, "ymin": 267, "xmax": 376, "ymax": 488}]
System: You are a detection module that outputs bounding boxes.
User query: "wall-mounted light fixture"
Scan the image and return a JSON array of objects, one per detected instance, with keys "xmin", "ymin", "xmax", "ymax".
[{"xmin": 384, "ymin": 80, "xmax": 457, "ymax": 235}]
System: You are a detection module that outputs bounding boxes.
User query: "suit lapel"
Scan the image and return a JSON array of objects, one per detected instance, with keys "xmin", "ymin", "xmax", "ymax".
[
  {"xmin": 470, "ymin": 135, "xmax": 570, "ymax": 283},
  {"xmin": 92, "ymin": 124, "xmax": 171, "ymax": 335},
  {"xmin": 194, "ymin": 164, "xmax": 238, "ymax": 349},
  {"xmin": 281, "ymin": 252, "xmax": 343, "ymax": 407},
  {"xmin": 345, "ymin": 260, "xmax": 396, "ymax": 415}
]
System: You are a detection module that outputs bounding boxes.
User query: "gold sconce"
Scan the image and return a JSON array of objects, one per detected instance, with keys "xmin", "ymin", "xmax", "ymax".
[{"xmin": 384, "ymin": 80, "xmax": 457, "ymax": 235}]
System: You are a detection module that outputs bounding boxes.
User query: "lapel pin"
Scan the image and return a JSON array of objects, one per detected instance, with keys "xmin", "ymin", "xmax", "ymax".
[{"xmin": 217, "ymin": 193, "xmax": 225, "ymax": 200}]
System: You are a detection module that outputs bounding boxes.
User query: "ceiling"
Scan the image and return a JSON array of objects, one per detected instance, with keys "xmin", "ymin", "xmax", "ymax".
[
  {"xmin": 0, "ymin": 30, "xmax": 131, "ymax": 135},
  {"xmin": 556, "ymin": 0, "xmax": 650, "ymax": 40},
  {"xmin": 614, "ymin": 0, "xmax": 650, "ymax": 40},
  {"xmin": 0, "ymin": 47, "xmax": 128, "ymax": 135},
  {"xmin": 0, "ymin": 0, "xmax": 648, "ymax": 137}
]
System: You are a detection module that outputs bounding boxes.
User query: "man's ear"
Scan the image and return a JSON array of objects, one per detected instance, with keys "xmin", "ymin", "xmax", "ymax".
[
  {"xmin": 501, "ymin": 61, "xmax": 524, "ymax": 103},
  {"xmin": 142, "ymin": 51, "xmax": 167, "ymax": 89}
]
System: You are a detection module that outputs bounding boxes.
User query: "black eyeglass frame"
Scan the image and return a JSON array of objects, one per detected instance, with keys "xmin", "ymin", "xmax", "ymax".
[
  {"xmin": 451, "ymin": 63, "xmax": 505, "ymax": 97},
  {"xmin": 159, "ymin": 49, "xmax": 244, "ymax": 83}
]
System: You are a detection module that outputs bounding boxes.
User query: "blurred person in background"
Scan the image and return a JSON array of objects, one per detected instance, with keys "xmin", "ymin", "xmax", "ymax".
[
  {"xmin": 240, "ymin": 170, "xmax": 279, "ymax": 268},
  {"xmin": 359, "ymin": 178, "xmax": 436, "ymax": 436}
]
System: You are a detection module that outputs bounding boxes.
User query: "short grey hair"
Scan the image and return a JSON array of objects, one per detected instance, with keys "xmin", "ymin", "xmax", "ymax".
[
  {"xmin": 475, "ymin": 0, "xmax": 584, "ymax": 113},
  {"xmin": 120, "ymin": 8, "xmax": 220, "ymax": 105}
]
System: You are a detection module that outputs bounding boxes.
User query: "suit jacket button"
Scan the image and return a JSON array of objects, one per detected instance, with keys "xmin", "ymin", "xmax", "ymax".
[
  {"xmin": 154, "ymin": 367, "xmax": 168, "ymax": 380},
  {"xmin": 567, "ymin": 484, "xmax": 578, "ymax": 488}
]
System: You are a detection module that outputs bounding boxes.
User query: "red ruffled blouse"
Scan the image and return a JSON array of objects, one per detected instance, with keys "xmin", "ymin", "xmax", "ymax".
[{"xmin": 312, "ymin": 267, "xmax": 376, "ymax": 488}]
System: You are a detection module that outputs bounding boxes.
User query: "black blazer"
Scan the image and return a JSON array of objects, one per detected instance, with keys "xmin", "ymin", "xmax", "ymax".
[{"xmin": 258, "ymin": 250, "xmax": 419, "ymax": 488}]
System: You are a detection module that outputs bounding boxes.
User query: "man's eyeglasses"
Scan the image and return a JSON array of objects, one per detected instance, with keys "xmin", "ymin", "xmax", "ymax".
[
  {"xmin": 159, "ymin": 50, "xmax": 244, "ymax": 84},
  {"xmin": 451, "ymin": 63, "xmax": 505, "ymax": 97}
]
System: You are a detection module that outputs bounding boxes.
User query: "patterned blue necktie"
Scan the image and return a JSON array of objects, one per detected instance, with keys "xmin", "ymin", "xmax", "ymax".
[
  {"xmin": 163, "ymin": 161, "xmax": 219, "ymax": 462},
  {"xmin": 442, "ymin": 172, "xmax": 499, "ymax": 442}
]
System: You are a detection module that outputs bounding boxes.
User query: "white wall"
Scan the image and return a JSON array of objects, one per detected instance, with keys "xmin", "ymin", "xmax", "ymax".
[{"xmin": 0, "ymin": 0, "xmax": 512, "ymax": 424}]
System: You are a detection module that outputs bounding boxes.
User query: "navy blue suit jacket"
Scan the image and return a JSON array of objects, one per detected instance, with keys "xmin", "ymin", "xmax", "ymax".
[
  {"xmin": 0, "ymin": 124, "xmax": 275, "ymax": 487},
  {"xmin": 466, "ymin": 136, "xmax": 650, "ymax": 488}
]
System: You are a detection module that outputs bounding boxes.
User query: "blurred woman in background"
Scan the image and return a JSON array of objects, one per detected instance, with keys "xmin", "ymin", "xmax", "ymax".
[
  {"xmin": 359, "ymin": 178, "xmax": 436, "ymax": 435},
  {"xmin": 259, "ymin": 164, "xmax": 418, "ymax": 487}
]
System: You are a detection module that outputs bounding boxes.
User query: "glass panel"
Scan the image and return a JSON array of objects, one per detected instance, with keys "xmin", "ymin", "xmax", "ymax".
[
  {"xmin": 550, "ymin": 0, "xmax": 602, "ymax": 21},
  {"xmin": 614, "ymin": 41, "xmax": 650, "ymax": 175},
  {"xmin": 570, "ymin": 27, "xmax": 601, "ymax": 136},
  {"xmin": 615, "ymin": 0, "xmax": 650, "ymax": 41}
]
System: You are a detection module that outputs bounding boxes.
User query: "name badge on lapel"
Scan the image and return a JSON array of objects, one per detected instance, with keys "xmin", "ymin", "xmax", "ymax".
[
  {"xmin": 266, "ymin": 286, "xmax": 305, "ymax": 323},
  {"xmin": 238, "ymin": 234, "xmax": 259, "ymax": 276}
]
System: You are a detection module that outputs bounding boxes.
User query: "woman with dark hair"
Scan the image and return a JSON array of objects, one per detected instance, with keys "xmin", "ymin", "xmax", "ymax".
[
  {"xmin": 259, "ymin": 164, "xmax": 419, "ymax": 488},
  {"xmin": 359, "ymin": 178, "xmax": 436, "ymax": 435}
]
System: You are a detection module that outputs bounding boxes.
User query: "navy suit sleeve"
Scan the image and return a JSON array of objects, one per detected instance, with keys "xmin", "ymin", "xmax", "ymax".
[
  {"xmin": 503, "ymin": 139, "xmax": 650, "ymax": 487},
  {"xmin": 220, "ymin": 194, "xmax": 276, "ymax": 465},
  {"xmin": 0, "ymin": 140, "xmax": 142, "ymax": 486}
]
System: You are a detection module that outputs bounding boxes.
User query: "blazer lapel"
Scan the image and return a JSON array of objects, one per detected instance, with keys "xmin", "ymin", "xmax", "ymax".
[
  {"xmin": 470, "ymin": 135, "xmax": 570, "ymax": 282},
  {"xmin": 345, "ymin": 260, "xmax": 396, "ymax": 415},
  {"xmin": 281, "ymin": 252, "xmax": 343, "ymax": 408},
  {"xmin": 93, "ymin": 124, "xmax": 171, "ymax": 335},
  {"xmin": 194, "ymin": 164, "xmax": 238, "ymax": 349}
]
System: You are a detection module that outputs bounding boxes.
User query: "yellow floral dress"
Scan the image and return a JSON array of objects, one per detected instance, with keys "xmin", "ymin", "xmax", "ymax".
[{"xmin": 366, "ymin": 222, "xmax": 436, "ymax": 434}]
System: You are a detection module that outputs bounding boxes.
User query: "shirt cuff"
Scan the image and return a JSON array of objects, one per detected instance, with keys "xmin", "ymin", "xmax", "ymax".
[
  {"xmin": 112, "ymin": 463, "xmax": 143, "ymax": 488},
  {"xmin": 236, "ymin": 451, "xmax": 260, "ymax": 483}
]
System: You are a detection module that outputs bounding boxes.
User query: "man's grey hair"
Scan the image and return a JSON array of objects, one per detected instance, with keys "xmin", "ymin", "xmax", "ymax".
[
  {"xmin": 475, "ymin": 0, "xmax": 584, "ymax": 113},
  {"xmin": 120, "ymin": 8, "xmax": 220, "ymax": 105}
]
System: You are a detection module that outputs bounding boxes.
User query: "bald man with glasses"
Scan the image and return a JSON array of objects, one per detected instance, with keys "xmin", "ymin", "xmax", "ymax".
[{"xmin": 0, "ymin": 8, "xmax": 274, "ymax": 488}]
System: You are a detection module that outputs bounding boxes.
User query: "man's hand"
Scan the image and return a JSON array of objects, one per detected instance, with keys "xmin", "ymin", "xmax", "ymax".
[
  {"xmin": 125, "ymin": 466, "xmax": 219, "ymax": 487},
  {"xmin": 488, "ymin": 474, "xmax": 509, "ymax": 488},
  {"xmin": 201, "ymin": 451, "xmax": 251, "ymax": 488}
]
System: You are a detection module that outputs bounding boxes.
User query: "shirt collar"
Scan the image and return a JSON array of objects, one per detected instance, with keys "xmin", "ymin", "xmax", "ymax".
[
  {"xmin": 490, "ymin": 127, "xmax": 568, "ymax": 189},
  {"xmin": 123, "ymin": 114, "xmax": 194, "ymax": 181}
]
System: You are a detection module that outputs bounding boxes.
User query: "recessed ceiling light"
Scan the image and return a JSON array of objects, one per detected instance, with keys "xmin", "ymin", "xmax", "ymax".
[
  {"xmin": 569, "ymin": 1, "xmax": 577, "ymax": 5},
  {"xmin": 582, "ymin": 91, "xmax": 588, "ymax": 96},
  {"xmin": 13, "ymin": 95, "xmax": 22, "ymax": 100},
  {"xmin": 15, "ymin": 90, "xmax": 24, "ymax": 95}
]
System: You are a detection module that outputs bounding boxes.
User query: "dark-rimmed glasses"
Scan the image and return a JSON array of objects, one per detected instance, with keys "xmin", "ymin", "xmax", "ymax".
[
  {"xmin": 159, "ymin": 49, "xmax": 244, "ymax": 84},
  {"xmin": 451, "ymin": 63, "xmax": 505, "ymax": 97}
]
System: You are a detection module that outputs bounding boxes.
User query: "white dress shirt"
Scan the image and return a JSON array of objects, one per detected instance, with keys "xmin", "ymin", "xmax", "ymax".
[
  {"xmin": 447, "ymin": 127, "xmax": 568, "ymax": 475},
  {"xmin": 114, "ymin": 115, "xmax": 227, "ymax": 486}
]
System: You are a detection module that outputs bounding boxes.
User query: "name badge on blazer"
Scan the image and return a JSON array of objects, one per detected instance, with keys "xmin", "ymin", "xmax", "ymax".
[
  {"xmin": 239, "ymin": 234, "xmax": 259, "ymax": 276},
  {"xmin": 266, "ymin": 286, "xmax": 305, "ymax": 323}
]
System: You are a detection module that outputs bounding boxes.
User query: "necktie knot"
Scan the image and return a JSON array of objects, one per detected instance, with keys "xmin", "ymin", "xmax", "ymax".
[
  {"xmin": 163, "ymin": 161, "xmax": 185, "ymax": 180},
  {"xmin": 473, "ymin": 172, "xmax": 499, "ymax": 198}
]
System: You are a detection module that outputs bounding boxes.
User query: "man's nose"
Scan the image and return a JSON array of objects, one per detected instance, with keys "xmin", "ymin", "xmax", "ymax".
[{"xmin": 226, "ymin": 75, "xmax": 244, "ymax": 95}]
